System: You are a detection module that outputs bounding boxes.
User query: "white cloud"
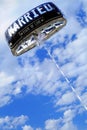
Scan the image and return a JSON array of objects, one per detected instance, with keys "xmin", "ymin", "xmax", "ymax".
[
  {"xmin": 45, "ymin": 109, "xmax": 77, "ymax": 130},
  {"xmin": 0, "ymin": 115, "xmax": 28, "ymax": 130},
  {"xmin": 82, "ymin": 0, "xmax": 87, "ymax": 13},
  {"xmin": 81, "ymin": 92, "xmax": 87, "ymax": 107},
  {"xmin": 56, "ymin": 92, "xmax": 76, "ymax": 106},
  {"xmin": 36, "ymin": 128, "xmax": 42, "ymax": 130},
  {"xmin": 0, "ymin": 72, "xmax": 14, "ymax": 87},
  {"xmin": 63, "ymin": 109, "xmax": 75, "ymax": 122},
  {"xmin": 22, "ymin": 125, "xmax": 34, "ymax": 130},
  {"xmin": 60, "ymin": 121, "xmax": 77, "ymax": 130},
  {"xmin": 0, "ymin": 72, "xmax": 15, "ymax": 107},
  {"xmin": 22, "ymin": 125, "xmax": 42, "ymax": 130},
  {"xmin": 45, "ymin": 119, "xmax": 62, "ymax": 130},
  {"xmin": 0, "ymin": 95, "xmax": 12, "ymax": 107}
]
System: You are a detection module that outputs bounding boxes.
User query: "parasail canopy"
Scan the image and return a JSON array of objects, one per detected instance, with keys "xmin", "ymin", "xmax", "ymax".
[{"xmin": 5, "ymin": 2, "xmax": 67, "ymax": 56}]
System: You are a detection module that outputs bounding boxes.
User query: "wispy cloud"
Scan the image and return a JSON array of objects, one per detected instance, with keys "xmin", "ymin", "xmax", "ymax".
[
  {"xmin": 0, "ymin": 115, "xmax": 28, "ymax": 130},
  {"xmin": 22, "ymin": 125, "xmax": 34, "ymax": 130}
]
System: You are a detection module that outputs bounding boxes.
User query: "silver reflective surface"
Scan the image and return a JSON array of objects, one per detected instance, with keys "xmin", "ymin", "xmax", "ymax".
[
  {"xmin": 15, "ymin": 18, "xmax": 66, "ymax": 56},
  {"xmin": 16, "ymin": 35, "xmax": 37, "ymax": 54}
]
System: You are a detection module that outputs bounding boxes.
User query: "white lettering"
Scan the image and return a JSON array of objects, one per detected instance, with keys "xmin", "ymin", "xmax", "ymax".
[
  {"xmin": 24, "ymin": 13, "xmax": 33, "ymax": 22},
  {"xmin": 36, "ymin": 6, "xmax": 46, "ymax": 15},
  {"xmin": 7, "ymin": 3, "xmax": 54, "ymax": 37},
  {"xmin": 8, "ymin": 22, "xmax": 20, "ymax": 37},
  {"xmin": 18, "ymin": 17, "xmax": 26, "ymax": 27},
  {"xmin": 44, "ymin": 4, "xmax": 53, "ymax": 12},
  {"xmin": 31, "ymin": 9, "xmax": 39, "ymax": 18}
]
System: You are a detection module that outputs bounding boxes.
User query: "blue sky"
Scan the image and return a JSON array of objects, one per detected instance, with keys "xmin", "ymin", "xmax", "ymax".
[{"xmin": 0, "ymin": 0, "xmax": 87, "ymax": 130}]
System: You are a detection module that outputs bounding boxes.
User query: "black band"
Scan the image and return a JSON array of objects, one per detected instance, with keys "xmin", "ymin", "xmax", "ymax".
[{"xmin": 5, "ymin": 2, "xmax": 66, "ymax": 56}]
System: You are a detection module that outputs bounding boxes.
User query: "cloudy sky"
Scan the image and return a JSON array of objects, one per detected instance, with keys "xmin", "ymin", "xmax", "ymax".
[{"xmin": 0, "ymin": 0, "xmax": 87, "ymax": 130}]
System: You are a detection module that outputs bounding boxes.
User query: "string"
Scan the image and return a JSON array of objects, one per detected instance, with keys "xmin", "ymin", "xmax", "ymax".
[{"xmin": 44, "ymin": 46, "xmax": 87, "ymax": 111}]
